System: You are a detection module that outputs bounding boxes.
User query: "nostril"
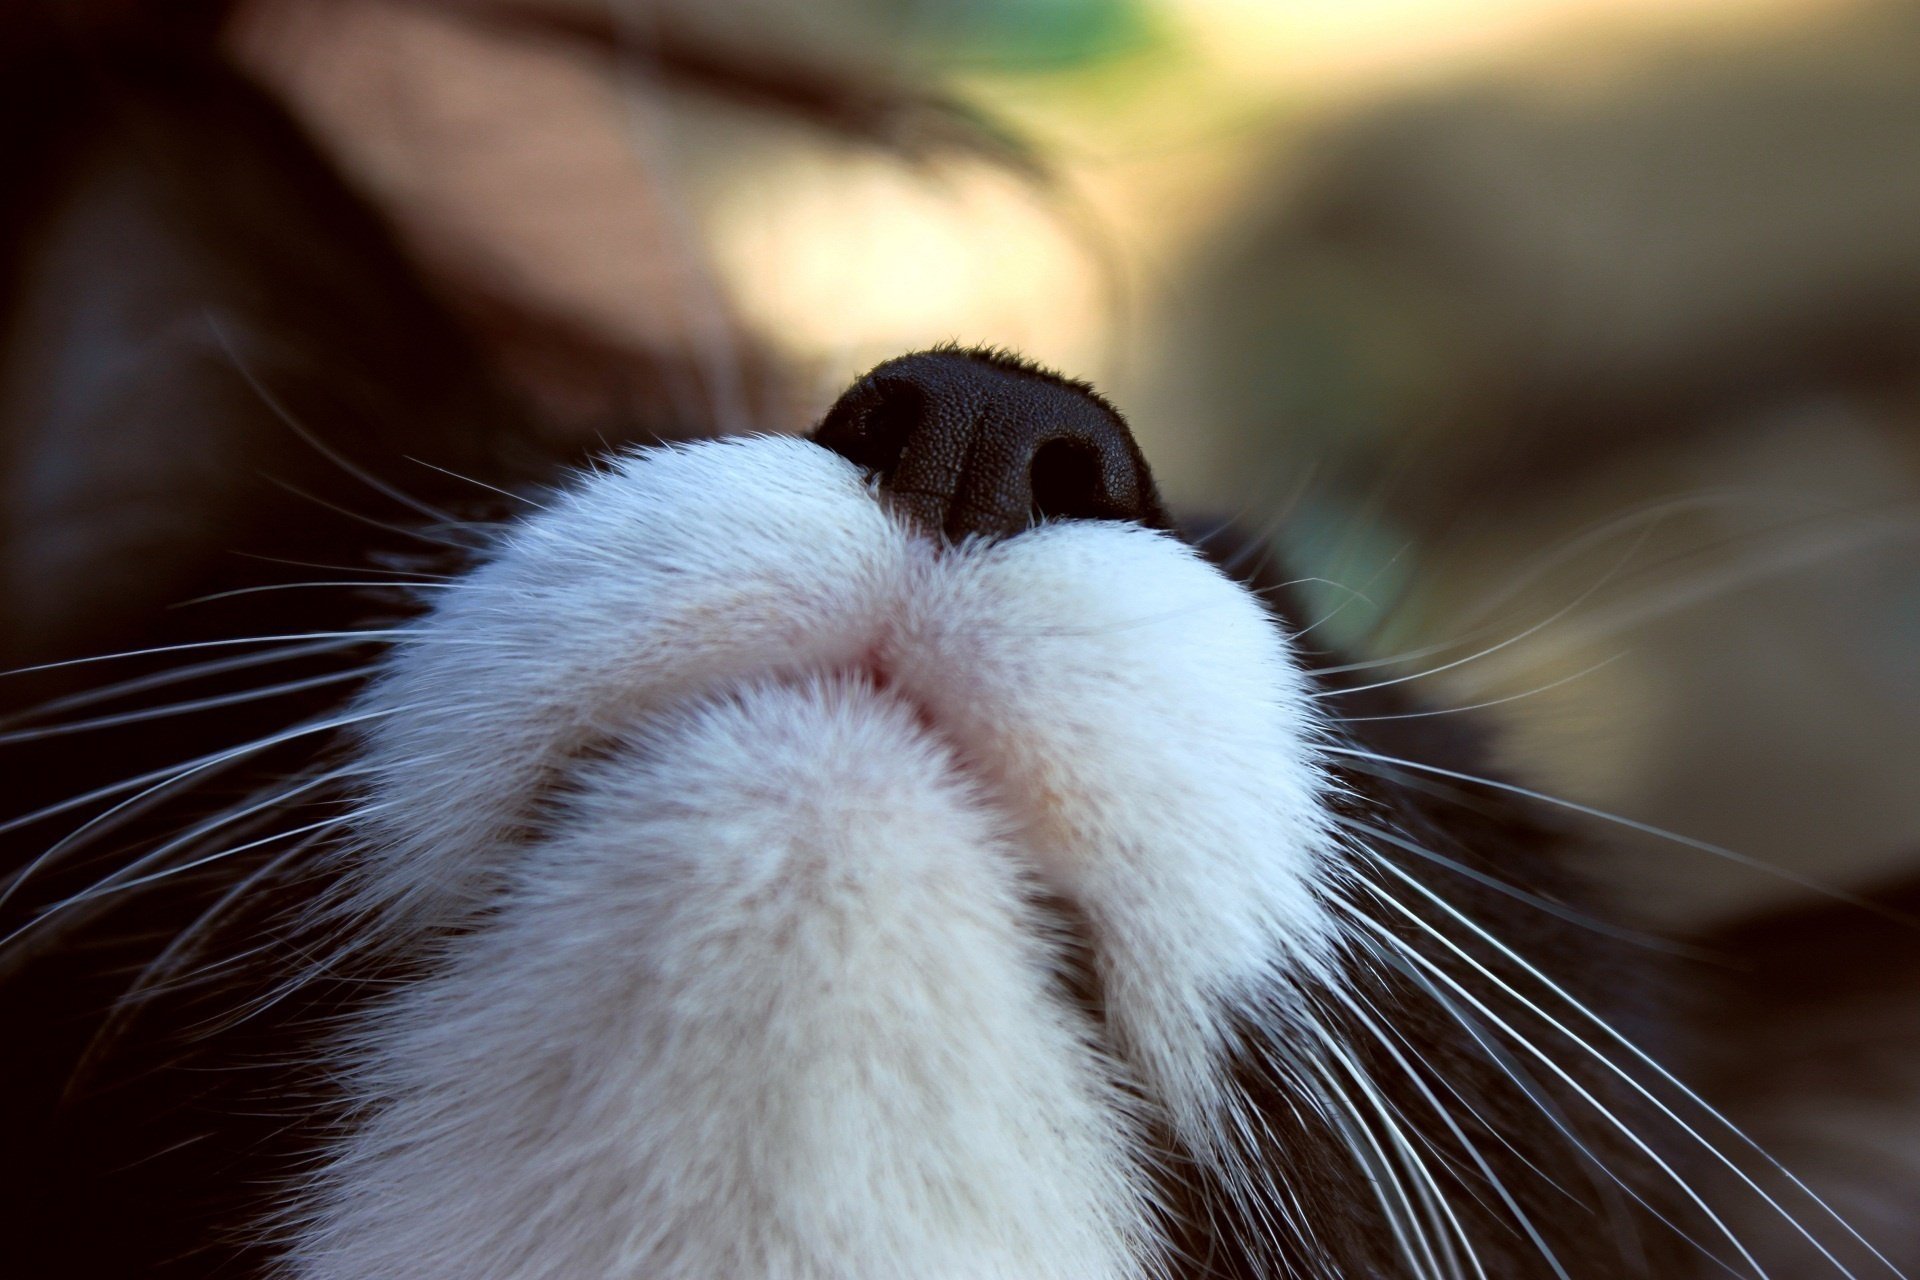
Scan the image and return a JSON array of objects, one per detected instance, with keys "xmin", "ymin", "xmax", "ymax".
[
  {"xmin": 812, "ymin": 346, "xmax": 1167, "ymax": 543},
  {"xmin": 817, "ymin": 381, "xmax": 924, "ymax": 479},
  {"xmin": 1028, "ymin": 438, "xmax": 1105, "ymax": 524}
]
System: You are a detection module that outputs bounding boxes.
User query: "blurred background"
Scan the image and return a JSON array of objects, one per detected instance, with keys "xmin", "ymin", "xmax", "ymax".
[{"xmin": 15, "ymin": 0, "xmax": 1920, "ymax": 931}]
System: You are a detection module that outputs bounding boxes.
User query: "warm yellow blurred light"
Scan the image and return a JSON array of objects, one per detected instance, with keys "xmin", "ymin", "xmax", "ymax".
[
  {"xmin": 1167, "ymin": 0, "xmax": 1840, "ymax": 88},
  {"xmin": 708, "ymin": 151, "xmax": 1111, "ymax": 396},
  {"xmin": 701, "ymin": 0, "xmax": 1852, "ymax": 415}
]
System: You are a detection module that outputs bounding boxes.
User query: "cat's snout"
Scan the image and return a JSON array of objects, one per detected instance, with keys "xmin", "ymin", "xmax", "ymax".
[{"xmin": 813, "ymin": 347, "xmax": 1167, "ymax": 542}]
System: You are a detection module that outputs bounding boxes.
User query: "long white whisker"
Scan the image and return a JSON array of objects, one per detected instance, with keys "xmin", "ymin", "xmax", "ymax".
[
  {"xmin": 1320, "ymin": 501, "xmax": 1919, "ymax": 689},
  {"xmin": 1313, "ymin": 518, "xmax": 1658, "ymax": 701},
  {"xmin": 1333, "ymin": 815, "xmax": 1707, "ymax": 958},
  {"xmin": 1216, "ymin": 497, "xmax": 1308, "ymax": 581},
  {"xmin": 264, "ymin": 476, "xmax": 477, "ymax": 552},
  {"xmin": 43, "ymin": 767, "xmax": 358, "ymax": 915},
  {"xmin": 1380, "ymin": 946, "xmax": 1753, "ymax": 1279},
  {"xmin": 2, "ymin": 751, "xmax": 240, "ymax": 843},
  {"xmin": 1225, "ymin": 1038, "xmax": 1350, "ymax": 1276},
  {"xmin": 1348, "ymin": 875, "xmax": 1881, "ymax": 1279},
  {"xmin": 1453, "ymin": 492, "xmax": 1753, "ymax": 624},
  {"xmin": 0, "ymin": 639, "xmax": 360, "ymax": 730},
  {"xmin": 178, "ymin": 580, "xmax": 458, "ymax": 607},
  {"xmin": 0, "ymin": 708, "xmax": 396, "ymax": 908},
  {"xmin": 1375, "ymin": 999, "xmax": 1586, "ymax": 1206},
  {"xmin": 234, "ymin": 552, "xmax": 457, "ymax": 581},
  {"xmin": 1249, "ymin": 576, "xmax": 1379, "ymax": 610},
  {"xmin": 0, "ymin": 631, "xmax": 415, "ymax": 682},
  {"xmin": 0, "ymin": 670, "xmax": 368, "ymax": 746},
  {"xmin": 1217, "ymin": 1118, "xmax": 1310, "ymax": 1271},
  {"xmin": 61, "ymin": 830, "xmax": 335, "ymax": 1095},
  {"xmin": 1, "ymin": 723, "xmax": 328, "ymax": 843},
  {"xmin": 1327, "ymin": 745, "xmax": 1920, "ymax": 928},
  {"xmin": 406, "ymin": 456, "xmax": 551, "ymax": 512},
  {"xmin": 1194, "ymin": 1018, "xmax": 1339, "ymax": 1274},
  {"xmin": 1332, "ymin": 653, "xmax": 1625, "ymax": 724},
  {"xmin": 1312, "ymin": 490, "xmax": 1810, "ymax": 679},
  {"xmin": 1293, "ymin": 541, "xmax": 1416, "ymax": 640},
  {"xmin": 1, "ymin": 808, "xmax": 372, "ymax": 956},
  {"xmin": 1287, "ymin": 1040, "xmax": 1449, "ymax": 1280},
  {"xmin": 206, "ymin": 312, "xmax": 476, "ymax": 532},
  {"xmin": 126, "ymin": 836, "xmax": 318, "ymax": 1002},
  {"xmin": 1204, "ymin": 1048, "xmax": 1331, "ymax": 1274},
  {"xmin": 1310, "ymin": 993, "xmax": 1492, "ymax": 1280},
  {"xmin": 1321, "ymin": 980, "xmax": 1570, "ymax": 1280},
  {"xmin": 1463, "ymin": 508, "xmax": 1920, "ymax": 679},
  {"xmin": 1343, "ymin": 902, "xmax": 1776, "ymax": 1277},
  {"xmin": 1369, "ymin": 853, "xmax": 1909, "ymax": 1277},
  {"xmin": 68, "ymin": 807, "xmax": 374, "ymax": 908}
]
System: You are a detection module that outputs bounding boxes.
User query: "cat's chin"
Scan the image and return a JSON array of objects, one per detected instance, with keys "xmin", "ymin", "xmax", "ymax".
[{"xmin": 298, "ymin": 433, "xmax": 1348, "ymax": 1278}]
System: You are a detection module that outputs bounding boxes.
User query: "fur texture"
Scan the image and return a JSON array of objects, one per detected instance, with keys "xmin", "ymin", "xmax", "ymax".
[
  {"xmin": 304, "ymin": 436, "xmax": 1341, "ymax": 1278},
  {"xmin": 7, "ymin": 6, "xmax": 1918, "ymax": 1278}
]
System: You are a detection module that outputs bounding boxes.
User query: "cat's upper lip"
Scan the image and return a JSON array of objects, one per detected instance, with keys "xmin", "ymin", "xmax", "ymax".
[{"xmin": 346, "ymin": 437, "xmax": 1334, "ymax": 976}]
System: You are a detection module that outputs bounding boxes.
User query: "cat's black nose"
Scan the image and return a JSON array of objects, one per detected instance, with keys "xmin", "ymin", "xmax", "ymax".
[{"xmin": 812, "ymin": 347, "xmax": 1167, "ymax": 542}]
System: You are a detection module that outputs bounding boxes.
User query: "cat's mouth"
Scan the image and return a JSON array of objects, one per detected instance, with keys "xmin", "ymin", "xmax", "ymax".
[
  {"xmin": 340, "ymin": 348, "xmax": 1347, "ymax": 1063},
  {"xmin": 299, "ymin": 349, "xmax": 1347, "ymax": 1278}
]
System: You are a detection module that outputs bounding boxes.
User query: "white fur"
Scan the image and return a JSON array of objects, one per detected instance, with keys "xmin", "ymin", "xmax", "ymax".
[
  {"xmin": 296, "ymin": 437, "xmax": 1343, "ymax": 1278},
  {"xmin": 298, "ymin": 681, "xmax": 1153, "ymax": 1278}
]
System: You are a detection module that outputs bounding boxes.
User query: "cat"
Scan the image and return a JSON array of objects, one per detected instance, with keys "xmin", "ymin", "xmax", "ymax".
[{"xmin": 3, "ymin": 3, "xmax": 1915, "ymax": 1277}]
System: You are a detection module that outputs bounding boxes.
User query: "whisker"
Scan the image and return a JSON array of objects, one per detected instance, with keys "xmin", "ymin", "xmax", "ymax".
[
  {"xmin": 1249, "ymin": 576, "xmax": 1379, "ymax": 609},
  {"xmin": 234, "ymin": 552, "xmax": 457, "ymax": 581},
  {"xmin": 63, "ymin": 807, "xmax": 373, "ymax": 916},
  {"xmin": 0, "ymin": 631, "xmax": 414, "ymax": 682},
  {"xmin": 1292, "ymin": 540, "xmax": 1415, "ymax": 640},
  {"xmin": 1368, "ymin": 853, "xmax": 1909, "ymax": 1278},
  {"xmin": 43, "ymin": 767, "xmax": 360, "ymax": 914},
  {"xmin": 0, "ymin": 707, "xmax": 397, "ymax": 907},
  {"xmin": 1217, "ymin": 504, "xmax": 1301, "ymax": 581},
  {"xmin": 1341, "ymin": 901, "xmax": 1777, "ymax": 1279},
  {"xmin": 1449, "ymin": 490, "xmax": 1765, "ymax": 633},
  {"xmin": 1, "ymin": 808, "xmax": 370, "ymax": 958},
  {"xmin": 1306, "ymin": 490, "xmax": 1754, "ymax": 680},
  {"xmin": 406, "ymin": 456, "xmax": 551, "ymax": 512},
  {"xmin": 176, "ymin": 580, "xmax": 458, "ymax": 607},
  {"xmin": 0, "ymin": 669, "xmax": 369, "ymax": 746},
  {"xmin": 206, "ymin": 311, "xmax": 475, "ymax": 531},
  {"xmin": 1383, "ymin": 950, "xmax": 1753, "ymax": 1279},
  {"xmin": 1353, "ymin": 866, "xmax": 1898, "ymax": 1278},
  {"xmin": 1305, "ymin": 1000, "xmax": 1487, "ymax": 1280},
  {"xmin": 1312, "ymin": 519, "xmax": 1657, "ymax": 701},
  {"xmin": 1287, "ymin": 1035, "xmax": 1453, "ymax": 1280},
  {"xmin": 1318, "ymin": 501, "xmax": 1919, "ymax": 691},
  {"xmin": 0, "ymin": 638, "xmax": 360, "ymax": 730},
  {"xmin": 2, "ymin": 750, "xmax": 245, "ymax": 844},
  {"xmin": 1360, "ymin": 983, "xmax": 1588, "ymax": 1205},
  {"xmin": 1204, "ymin": 1060, "xmax": 1331, "ymax": 1276},
  {"xmin": 263, "ymin": 475, "xmax": 477, "ymax": 553},
  {"xmin": 1330, "ymin": 653, "xmax": 1625, "ymax": 725},
  {"xmin": 139, "ymin": 840, "xmax": 325, "ymax": 1004},
  {"xmin": 4, "ymin": 798, "xmax": 305, "ymax": 988},
  {"xmin": 1324, "ymin": 981, "xmax": 1569, "ymax": 1280},
  {"xmin": 1227, "ymin": 1034, "xmax": 1426, "ymax": 1280},
  {"xmin": 1464, "ymin": 508, "xmax": 1920, "ymax": 678},
  {"xmin": 1331, "ymin": 815, "xmax": 1709, "ymax": 959},
  {"xmin": 1326, "ymin": 745, "xmax": 1920, "ymax": 929}
]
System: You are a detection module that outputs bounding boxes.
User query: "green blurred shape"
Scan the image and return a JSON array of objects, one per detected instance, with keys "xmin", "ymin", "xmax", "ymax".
[{"xmin": 892, "ymin": 0, "xmax": 1156, "ymax": 67}]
